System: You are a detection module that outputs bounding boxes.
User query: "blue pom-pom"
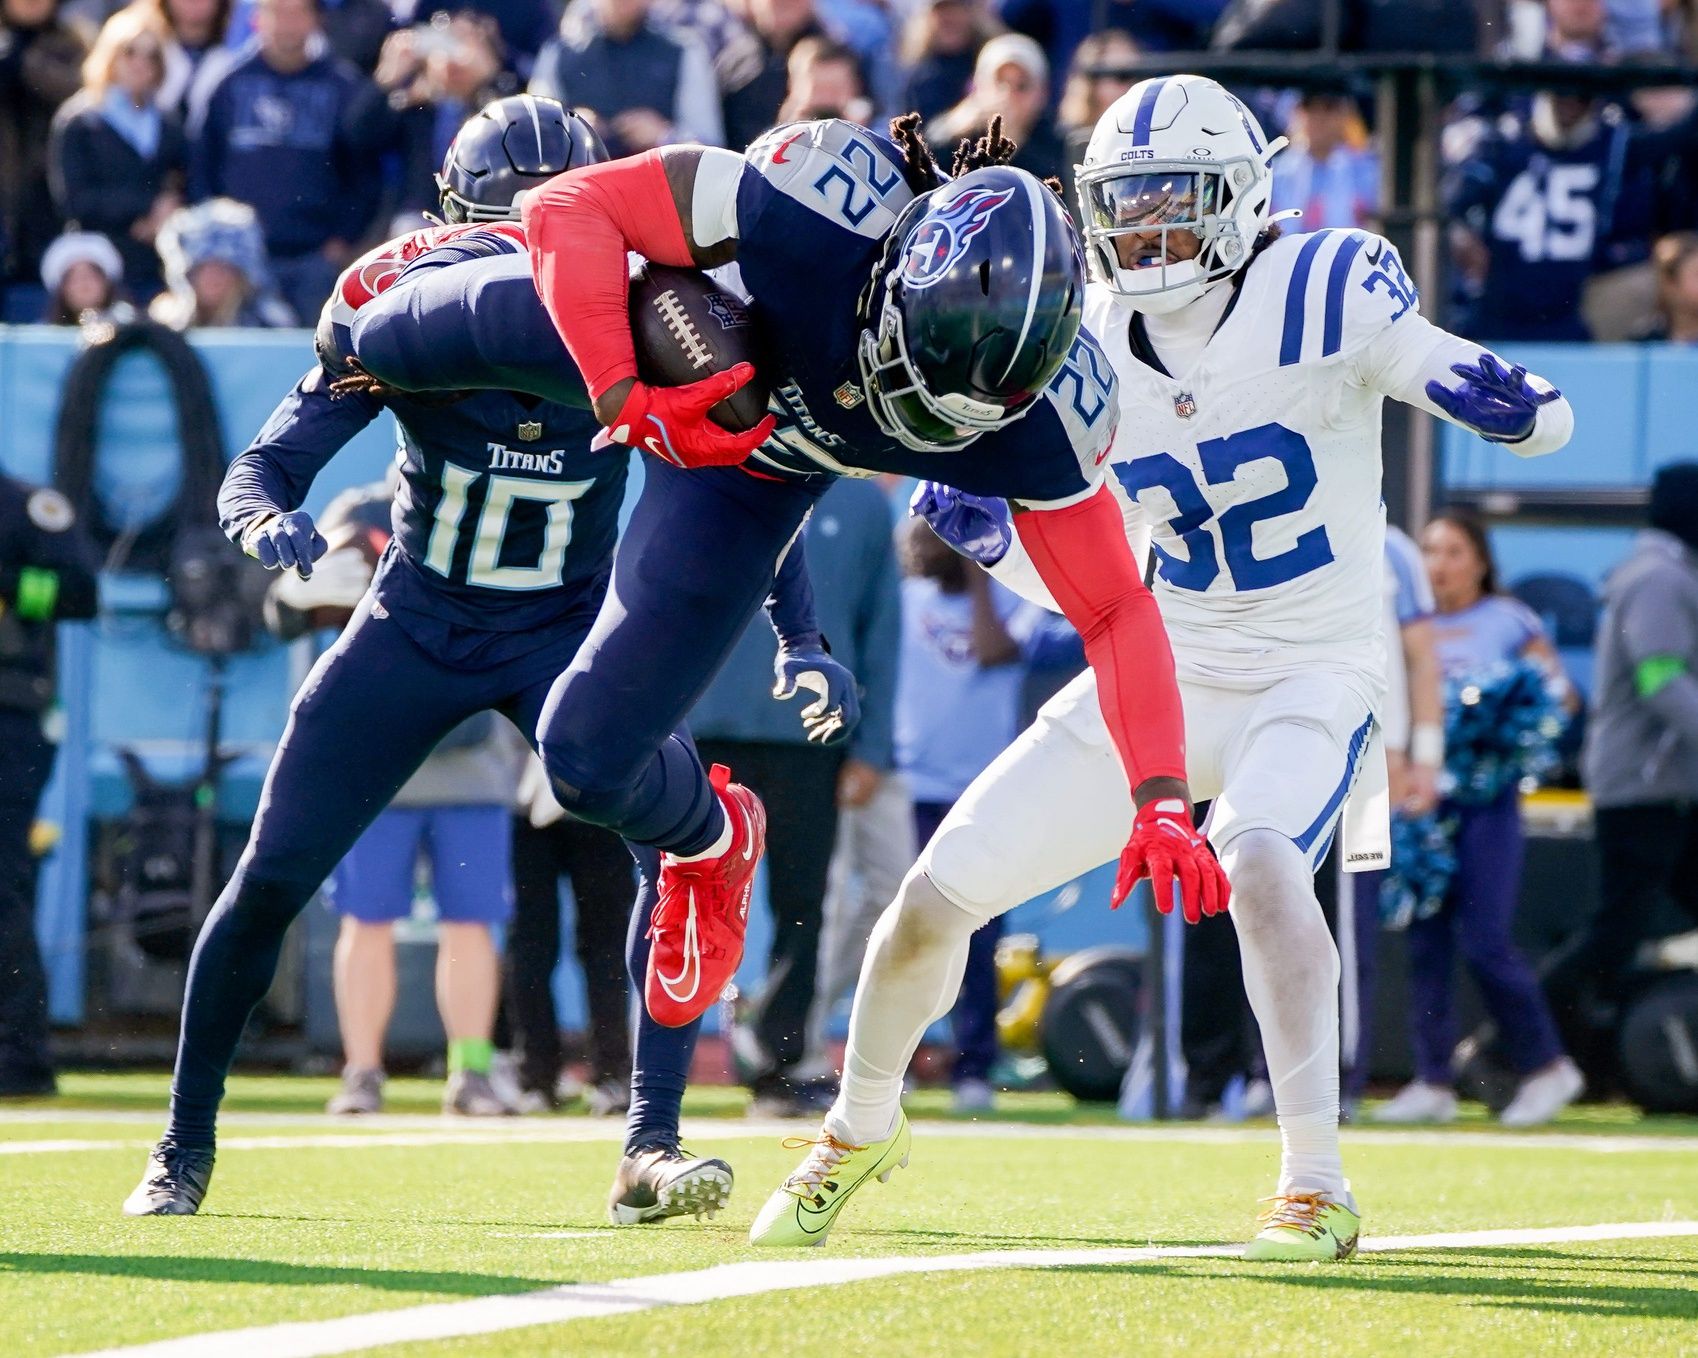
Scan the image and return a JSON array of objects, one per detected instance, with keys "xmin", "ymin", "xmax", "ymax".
[
  {"xmin": 1442, "ymin": 659, "xmax": 1568, "ymax": 807},
  {"xmin": 1380, "ymin": 813, "xmax": 1457, "ymax": 931}
]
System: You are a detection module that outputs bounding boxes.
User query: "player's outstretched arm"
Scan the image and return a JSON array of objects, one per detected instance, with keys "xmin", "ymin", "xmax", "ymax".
[
  {"xmin": 219, "ymin": 367, "xmax": 380, "ymax": 578},
  {"xmin": 519, "ymin": 148, "xmax": 774, "ymax": 464},
  {"xmin": 1013, "ymin": 487, "xmax": 1229, "ymax": 923},
  {"xmin": 1353, "ymin": 296, "xmax": 1573, "ymax": 458}
]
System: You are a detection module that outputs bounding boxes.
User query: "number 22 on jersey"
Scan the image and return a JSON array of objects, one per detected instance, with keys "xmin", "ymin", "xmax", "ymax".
[{"xmin": 1113, "ymin": 423, "xmax": 1335, "ymax": 592}]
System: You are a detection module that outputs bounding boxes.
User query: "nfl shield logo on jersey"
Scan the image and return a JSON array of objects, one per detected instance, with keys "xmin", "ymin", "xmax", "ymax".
[
  {"xmin": 1174, "ymin": 391, "xmax": 1197, "ymax": 420},
  {"xmin": 517, "ymin": 420, "xmax": 543, "ymax": 441},
  {"xmin": 834, "ymin": 381, "xmax": 864, "ymax": 409}
]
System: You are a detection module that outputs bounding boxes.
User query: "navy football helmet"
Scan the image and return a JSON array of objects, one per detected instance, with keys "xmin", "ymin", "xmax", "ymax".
[
  {"xmin": 437, "ymin": 95, "xmax": 608, "ymax": 223},
  {"xmin": 858, "ymin": 166, "xmax": 1084, "ymax": 452}
]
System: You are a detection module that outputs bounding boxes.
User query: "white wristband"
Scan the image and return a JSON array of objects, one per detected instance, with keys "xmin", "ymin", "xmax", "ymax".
[{"xmin": 1410, "ymin": 723, "xmax": 1445, "ymax": 768}]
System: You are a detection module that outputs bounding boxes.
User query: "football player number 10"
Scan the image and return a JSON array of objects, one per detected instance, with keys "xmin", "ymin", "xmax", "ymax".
[
  {"xmin": 1113, "ymin": 422, "xmax": 1335, "ymax": 592},
  {"xmin": 424, "ymin": 463, "xmax": 596, "ymax": 590}
]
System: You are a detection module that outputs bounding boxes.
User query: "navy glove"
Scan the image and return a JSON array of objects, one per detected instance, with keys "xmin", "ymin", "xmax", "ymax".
[
  {"xmin": 909, "ymin": 481, "xmax": 1013, "ymax": 566},
  {"xmin": 774, "ymin": 644, "xmax": 860, "ymax": 745},
  {"xmin": 1425, "ymin": 353, "xmax": 1559, "ymax": 444},
  {"xmin": 241, "ymin": 510, "xmax": 329, "ymax": 577}
]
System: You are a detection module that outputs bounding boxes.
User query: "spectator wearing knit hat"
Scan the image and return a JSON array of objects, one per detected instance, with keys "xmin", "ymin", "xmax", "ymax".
[
  {"xmin": 148, "ymin": 196, "xmax": 295, "ymax": 328},
  {"xmin": 39, "ymin": 230, "xmax": 127, "ymax": 323}
]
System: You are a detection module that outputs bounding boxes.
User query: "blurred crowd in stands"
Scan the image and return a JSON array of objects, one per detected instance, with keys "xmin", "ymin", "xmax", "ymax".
[{"xmin": 3, "ymin": 0, "xmax": 1698, "ymax": 337}]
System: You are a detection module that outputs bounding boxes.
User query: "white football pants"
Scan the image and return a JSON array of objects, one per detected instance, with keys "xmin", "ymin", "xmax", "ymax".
[{"xmin": 828, "ymin": 665, "xmax": 1376, "ymax": 1197}]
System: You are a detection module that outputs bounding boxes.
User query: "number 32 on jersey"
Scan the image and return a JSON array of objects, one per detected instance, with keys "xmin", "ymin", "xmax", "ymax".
[{"xmin": 1113, "ymin": 423, "xmax": 1335, "ymax": 592}]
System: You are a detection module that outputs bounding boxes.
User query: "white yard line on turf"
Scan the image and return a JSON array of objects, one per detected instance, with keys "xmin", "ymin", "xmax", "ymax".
[
  {"xmin": 60, "ymin": 1221, "xmax": 1698, "ymax": 1358},
  {"xmin": 3, "ymin": 1115, "xmax": 1697, "ymax": 1156}
]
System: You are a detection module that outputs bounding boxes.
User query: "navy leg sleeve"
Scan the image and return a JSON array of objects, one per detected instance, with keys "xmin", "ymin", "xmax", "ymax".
[
  {"xmin": 537, "ymin": 462, "xmax": 822, "ymax": 855},
  {"xmin": 164, "ymin": 605, "xmax": 503, "ymax": 1148},
  {"xmin": 622, "ymin": 843, "xmax": 702, "ymax": 1154}
]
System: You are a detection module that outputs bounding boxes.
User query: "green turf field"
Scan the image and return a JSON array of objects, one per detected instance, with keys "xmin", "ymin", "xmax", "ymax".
[{"xmin": 2, "ymin": 1075, "xmax": 1695, "ymax": 1357}]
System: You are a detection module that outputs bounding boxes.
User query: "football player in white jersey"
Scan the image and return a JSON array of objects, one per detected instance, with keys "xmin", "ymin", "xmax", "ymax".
[{"xmin": 749, "ymin": 74, "xmax": 1574, "ymax": 1259}]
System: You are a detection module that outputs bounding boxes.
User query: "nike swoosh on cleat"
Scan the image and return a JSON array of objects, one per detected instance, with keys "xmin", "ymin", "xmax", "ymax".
[
  {"xmin": 740, "ymin": 804, "xmax": 755, "ymax": 862},
  {"xmin": 654, "ymin": 888, "xmax": 701, "ymax": 1002}
]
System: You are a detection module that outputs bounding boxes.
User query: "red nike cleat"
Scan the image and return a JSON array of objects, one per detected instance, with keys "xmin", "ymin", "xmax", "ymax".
[{"xmin": 645, "ymin": 765, "xmax": 767, "ymax": 1028}]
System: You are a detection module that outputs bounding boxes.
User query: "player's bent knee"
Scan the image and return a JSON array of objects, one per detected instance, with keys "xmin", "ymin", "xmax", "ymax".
[
  {"xmin": 881, "ymin": 869, "xmax": 981, "ymax": 970},
  {"xmin": 916, "ymin": 822, "xmax": 1026, "ymax": 925},
  {"xmin": 1218, "ymin": 829, "xmax": 1315, "ymax": 914}
]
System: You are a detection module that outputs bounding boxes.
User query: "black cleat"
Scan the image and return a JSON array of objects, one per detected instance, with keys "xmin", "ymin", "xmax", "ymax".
[
  {"xmin": 607, "ymin": 1143, "xmax": 733, "ymax": 1225},
  {"xmin": 123, "ymin": 1142, "xmax": 215, "ymax": 1216}
]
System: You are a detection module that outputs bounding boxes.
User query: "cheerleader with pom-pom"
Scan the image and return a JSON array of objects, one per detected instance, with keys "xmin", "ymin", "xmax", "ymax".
[{"xmin": 1374, "ymin": 510, "xmax": 1585, "ymax": 1127}]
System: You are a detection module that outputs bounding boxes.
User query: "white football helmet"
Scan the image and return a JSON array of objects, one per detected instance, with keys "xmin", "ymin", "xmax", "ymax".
[{"xmin": 1076, "ymin": 74, "xmax": 1287, "ymax": 314}]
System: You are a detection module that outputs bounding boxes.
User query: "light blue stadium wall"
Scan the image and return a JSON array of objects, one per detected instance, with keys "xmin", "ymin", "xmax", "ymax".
[{"xmin": 2, "ymin": 329, "xmax": 1692, "ymax": 1033}]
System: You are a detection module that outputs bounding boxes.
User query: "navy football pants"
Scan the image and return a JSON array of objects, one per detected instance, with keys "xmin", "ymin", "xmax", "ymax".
[
  {"xmin": 164, "ymin": 598, "xmax": 686, "ymax": 1149},
  {"xmin": 537, "ymin": 460, "xmax": 823, "ymax": 856}
]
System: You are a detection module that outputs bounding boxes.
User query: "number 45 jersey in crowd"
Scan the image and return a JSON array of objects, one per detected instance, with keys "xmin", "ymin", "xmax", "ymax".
[
  {"xmin": 1002, "ymin": 227, "xmax": 1437, "ymax": 692},
  {"xmin": 220, "ymin": 221, "xmax": 619, "ymax": 669}
]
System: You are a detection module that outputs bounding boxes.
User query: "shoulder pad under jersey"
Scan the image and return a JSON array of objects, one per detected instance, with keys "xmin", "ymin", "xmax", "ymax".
[
  {"xmin": 316, "ymin": 222, "xmax": 528, "ymax": 371},
  {"xmin": 1258, "ymin": 228, "xmax": 1422, "ymax": 370},
  {"xmin": 740, "ymin": 119, "xmax": 915, "ymax": 244}
]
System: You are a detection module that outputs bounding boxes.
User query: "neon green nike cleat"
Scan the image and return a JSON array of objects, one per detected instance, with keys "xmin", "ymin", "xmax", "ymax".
[
  {"xmin": 1243, "ymin": 1189, "xmax": 1362, "ymax": 1261},
  {"xmin": 748, "ymin": 1110, "xmax": 911, "ymax": 1247}
]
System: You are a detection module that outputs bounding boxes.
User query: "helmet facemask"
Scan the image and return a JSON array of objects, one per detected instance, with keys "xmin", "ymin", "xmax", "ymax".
[
  {"xmin": 434, "ymin": 179, "xmax": 522, "ymax": 225},
  {"xmin": 1077, "ymin": 149, "xmax": 1277, "ymax": 313}
]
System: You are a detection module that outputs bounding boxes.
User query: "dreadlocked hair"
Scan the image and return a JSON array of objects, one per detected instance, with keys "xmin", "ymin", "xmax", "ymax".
[
  {"xmin": 950, "ymin": 115, "xmax": 1016, "ymax": 177},
  {"xmin": 889, "ymin": 112, "xmax": 944, "ymax": 195},
  {"xmin": 327, "ymin": 355, "xmax": 469, "ymax": 408},
  {"xmin": 951, "ymin": 116, "xmax": 1069, "ymax": 205}
]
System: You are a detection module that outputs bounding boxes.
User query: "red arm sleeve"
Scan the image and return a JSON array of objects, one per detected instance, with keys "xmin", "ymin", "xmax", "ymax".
[
  {"xmin": 1012, "ymin": 487, "xmax": 1187, "ymax": 791},
  {"xmin": 519, "ymin": 150, "xmax": 698, "ymax": 401}
]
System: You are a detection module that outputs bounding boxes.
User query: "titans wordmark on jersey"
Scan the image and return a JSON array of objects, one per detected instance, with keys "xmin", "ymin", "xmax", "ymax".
[{"xmin": 1092, "ymin": 227, "xmax": 1418, "ymax": 677}]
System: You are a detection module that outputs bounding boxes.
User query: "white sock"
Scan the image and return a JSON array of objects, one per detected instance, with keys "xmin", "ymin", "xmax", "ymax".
[
  {"xmin": 1222, "ymin": 830, "xmax": 1345, "ymax": 1198},
  {"xmin": 668, "ymin": 813, "xmax": 732, "ymax": 864},
  {"xmin": 827, "ymin": 871, "xmax": 978, "ymax": 1145}
]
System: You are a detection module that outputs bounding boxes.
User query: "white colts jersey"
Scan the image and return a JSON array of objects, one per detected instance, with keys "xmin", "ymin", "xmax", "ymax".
[{"xmin": 1092, "ymin": 229, "xmax": 1432, "ymax": 696}]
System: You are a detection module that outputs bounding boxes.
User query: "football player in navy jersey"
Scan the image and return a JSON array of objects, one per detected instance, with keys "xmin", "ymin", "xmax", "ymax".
[
  {"xmin": 123, "ymin": 96, "xmax": 856, "ymax": 1223},
  {"xmin": 345, "ymin": 114, "xmax": 1230, "ymax": 1172}
]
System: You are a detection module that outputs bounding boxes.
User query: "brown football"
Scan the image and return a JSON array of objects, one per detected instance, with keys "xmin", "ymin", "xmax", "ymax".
[{"xmin": 629, "ymin": 262, "xmax": 771, "ymax": 433}]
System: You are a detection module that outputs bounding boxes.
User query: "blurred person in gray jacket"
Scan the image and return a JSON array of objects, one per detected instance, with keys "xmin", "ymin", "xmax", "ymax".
[
  {"xmin": 1567, "ymin": 462, "xmax": 1698, "ymax": 1033},
  {"xmin": 267, "ymin": 480, "xmax": 517, "ymax": 1119},
  {"xmin": 689, "ymin": 477, "xmax": 899, "ymax": 1116}
]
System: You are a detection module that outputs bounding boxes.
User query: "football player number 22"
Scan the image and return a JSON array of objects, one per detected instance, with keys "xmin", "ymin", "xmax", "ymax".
[
  {"xmin": 425, "ymin": 464, "xmax": 596, "ymax": 590},
  {"xmin": 1113, "ymin": 423, "xmax": 1334, "ymax": 592}
]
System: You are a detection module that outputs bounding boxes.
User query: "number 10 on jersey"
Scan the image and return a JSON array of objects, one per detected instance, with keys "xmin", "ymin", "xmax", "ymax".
[{"xmin": 425, "ymin": 462, "xmax": 595, "ymax": 590}]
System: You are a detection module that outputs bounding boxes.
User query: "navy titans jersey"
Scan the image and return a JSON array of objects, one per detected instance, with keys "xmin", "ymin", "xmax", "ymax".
[
  {"xmin": 219, "ymin": 225, "xmax": 625, "ymax": 669},
  {"xmin": 349, "ymin": 121, "xmax": 1118, "ymax": 510}
]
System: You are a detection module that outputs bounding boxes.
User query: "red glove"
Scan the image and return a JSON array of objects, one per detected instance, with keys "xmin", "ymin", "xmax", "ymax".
[
  {"xmin": 605, "ymin": 364, "xmax": 776, "ymax": 468},
  {"xmin": 1112, "ymin": 798, "xmax": 1230, "ymax": 924}
]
